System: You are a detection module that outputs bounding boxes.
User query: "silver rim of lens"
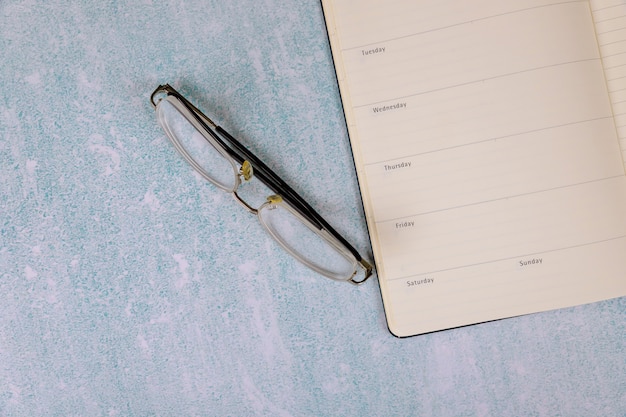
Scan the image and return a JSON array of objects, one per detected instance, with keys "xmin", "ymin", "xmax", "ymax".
[
  {"xmin": 156, "ymin": 96, "xmax": 240, "ymax": 193},
  {"xmin": 258, "ymin": 199, "xmax": 358, "ymax": 281}
]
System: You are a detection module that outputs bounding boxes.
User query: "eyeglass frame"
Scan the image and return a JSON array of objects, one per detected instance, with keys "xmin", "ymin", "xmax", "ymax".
[{"xmin": 150, "ymin": 84, "xmax": 373, "ymax": 284}]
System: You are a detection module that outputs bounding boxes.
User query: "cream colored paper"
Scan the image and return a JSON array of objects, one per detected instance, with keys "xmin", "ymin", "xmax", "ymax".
[{"xmin": 322, "ymin": 0, "xmax": 626, "ymax": 336}]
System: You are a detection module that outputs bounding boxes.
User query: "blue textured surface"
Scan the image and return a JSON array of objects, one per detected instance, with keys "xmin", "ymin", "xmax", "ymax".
[{"xmin": 1, "ymin": 1, "xmax": 624, "ymax": 416}]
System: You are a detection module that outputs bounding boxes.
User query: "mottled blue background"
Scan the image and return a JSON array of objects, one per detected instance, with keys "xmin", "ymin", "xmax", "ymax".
[{"xmin": 1, "ymin": 1, "xmax": 624, "ymax": 416}]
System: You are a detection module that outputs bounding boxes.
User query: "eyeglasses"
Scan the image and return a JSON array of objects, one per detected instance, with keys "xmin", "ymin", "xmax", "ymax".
[{"xmin": 150, "ymin": 84, "xmax": 373, "ymax": 284}]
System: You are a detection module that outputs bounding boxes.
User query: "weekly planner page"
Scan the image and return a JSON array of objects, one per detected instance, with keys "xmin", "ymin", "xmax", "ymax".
[{"xmin": 322, "ymin": 0, "xmax": 626, "ymax": 336}]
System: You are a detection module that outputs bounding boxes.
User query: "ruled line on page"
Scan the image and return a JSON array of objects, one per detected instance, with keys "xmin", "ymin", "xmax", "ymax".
[
  {"xmin": 342, "ymin": 0, "xmax": 587, "ymax": 51},
  {"xmin": 353, "ymin": 58, "xmax": 601, "ymax": 109},
  {"xmin": 374, "ymin": 174, "xmax": 624, "ymax": 223},
  {"xmin": 385, "ymin": 235, "xmax": 626, "ymax": 282},
  {"xmin": 363, "ymin": 116, "xmax": 613, "ymax": 167},
  {"xmin": 591, "ymin": 0, "xmax": 626, "ymax": 167}
]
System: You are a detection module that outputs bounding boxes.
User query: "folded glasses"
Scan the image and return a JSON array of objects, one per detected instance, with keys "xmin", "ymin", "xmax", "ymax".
[{"xmin": 150, "ymin": 84, "xmax": 373, "ymax": 284}]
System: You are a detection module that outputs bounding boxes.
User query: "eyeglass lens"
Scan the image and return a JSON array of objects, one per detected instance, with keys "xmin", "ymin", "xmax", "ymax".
[
  {"xmin": 157, "ymin": 98, "xmax": 237, "ymax": 191},
  {"xmin": 258, "ymin": 201, "xmax": 358, "ymax": 280}
]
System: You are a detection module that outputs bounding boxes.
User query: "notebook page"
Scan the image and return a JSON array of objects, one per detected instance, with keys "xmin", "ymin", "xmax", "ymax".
[
  {"xmin": 591, "ymin": 0, "xmax": 626, "ymax": 169},
  {"xmin": 322, "ymin": 0, "xmax": 626, "ymax": 336}
]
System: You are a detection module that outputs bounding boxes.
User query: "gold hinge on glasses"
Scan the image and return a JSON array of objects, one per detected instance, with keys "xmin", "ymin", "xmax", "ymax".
[
  {"xmin": 240, "ymin": 160, "xmax": 253, "ymax": 181},
  {"xmin": 266, "ymin": 195, "xmax": 283, "ymax": 205}
]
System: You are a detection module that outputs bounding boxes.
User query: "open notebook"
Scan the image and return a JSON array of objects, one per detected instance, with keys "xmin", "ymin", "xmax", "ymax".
[{"xmin": 321, "ymin": 0, "xmax": 626, "ymax": 337}]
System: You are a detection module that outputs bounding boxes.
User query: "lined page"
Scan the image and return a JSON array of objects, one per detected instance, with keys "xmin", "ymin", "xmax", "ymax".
[
  {"xmin": 323, "ymin": 0, "xmax": 626, "ymax": 336},
  {"xmin": 591, "ymin": 0, "xmax": 626, "ymax": 169}
]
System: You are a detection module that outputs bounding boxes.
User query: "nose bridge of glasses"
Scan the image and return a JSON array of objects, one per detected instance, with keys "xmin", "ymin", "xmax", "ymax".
[
  {"xmin": 232, "ymin": 190, "xmax": 258, "ymax": 214},
  {"xmin": 230, "ymin": 164, "xmax": 277, "ymax": 215}
]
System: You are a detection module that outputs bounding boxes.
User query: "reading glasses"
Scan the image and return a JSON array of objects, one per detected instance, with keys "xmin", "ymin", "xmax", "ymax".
[{"xmin": 150, "ymin": 84, "xmax": 373, "ymax": 284}]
